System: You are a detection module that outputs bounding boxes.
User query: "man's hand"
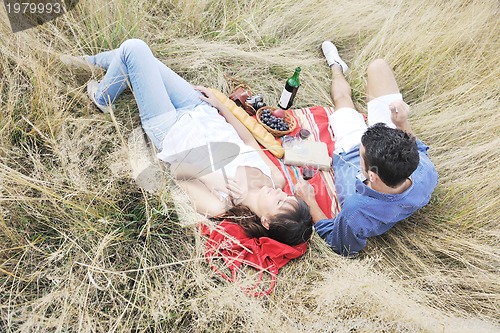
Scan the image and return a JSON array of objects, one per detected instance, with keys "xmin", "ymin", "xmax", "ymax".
[
  {"xmin": 389, "ymin": 100, "xmax": 413, "ymax": 135},
  {"xmin": 295, "ymin": 178, "xmax": 328, "ymax": 223},
  {"xmin": 295, "ymin": 178, "xmax": 316, "ymax": 206}
]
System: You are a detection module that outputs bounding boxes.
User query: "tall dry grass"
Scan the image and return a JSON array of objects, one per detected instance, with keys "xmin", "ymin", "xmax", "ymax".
[{"xmin": 1, "ymin": 0, "xmax": 499, "ymax": 332}]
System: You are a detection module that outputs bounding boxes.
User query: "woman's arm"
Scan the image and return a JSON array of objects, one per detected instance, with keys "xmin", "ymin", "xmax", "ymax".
[
  {"xmin": 175, "ymin": 178, "xmax": 228, "ymax": 217},
  {"xmin": 195, "ymin": 86, "xmax": 285, "ymax": 188},
  {"xmin": 195, "ymin": 86, "xmax": 256, "ymax": 144}
]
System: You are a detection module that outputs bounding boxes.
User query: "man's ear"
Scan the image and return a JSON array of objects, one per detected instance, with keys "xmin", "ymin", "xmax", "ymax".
[
  {"xmin": 368, "ymin": 170, "xmax": 378, "ymax": 183},
  {"xmin": 261, "ymin": 216, "xmax": 270, "ymax": 230}
]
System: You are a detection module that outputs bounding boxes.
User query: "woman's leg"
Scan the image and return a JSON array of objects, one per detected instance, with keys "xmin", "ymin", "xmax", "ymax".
[
  {"xmin": 153, "ymin": 57, "xmax": 205, "ymax": 112},
  {"xmin": 86, "ymin": 39, "xmax": 174, "ymax": 116},
  {"xmin": 85, "ymin": 50, "xmax": 115, "ymax": 70},
  {"xmin": 86, "ymin": 43, "xmax": 204, "ymax": 112},
  {"xmin": 87, "ymin": 39, "xmax": 205, "ymax": 147}
]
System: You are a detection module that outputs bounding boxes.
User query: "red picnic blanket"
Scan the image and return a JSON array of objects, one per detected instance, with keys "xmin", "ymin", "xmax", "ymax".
[{"xmin": 203, "ymin": 221, "xmax": 308, "ymax": 297}]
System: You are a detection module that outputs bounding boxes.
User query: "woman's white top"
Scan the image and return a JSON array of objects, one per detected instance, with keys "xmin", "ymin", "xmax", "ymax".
[{"xmin": 157, "ymin": 104, "xmax": 273, "ymax": 180}]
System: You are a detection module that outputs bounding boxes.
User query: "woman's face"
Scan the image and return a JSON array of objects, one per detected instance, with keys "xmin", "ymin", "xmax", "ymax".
[{"xmin": 257, "ymin": 186, "xmax": 298, "ymax": 217}]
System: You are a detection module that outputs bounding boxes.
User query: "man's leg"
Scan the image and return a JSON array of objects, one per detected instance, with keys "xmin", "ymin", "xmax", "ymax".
[
  {"xmin": 321, "ymin": 41, "xmax": 367, "ymax": 204},
  {"xmin": 322, "ymin": 41, "xmax": 367, "ymax": 154},
  {"xmin": 329, "ymin": 64, "xmax": 356, "ymax": 110},
  {"xmin": 366, "ymin": 59, "xmax": 402, "ymax": 128}
]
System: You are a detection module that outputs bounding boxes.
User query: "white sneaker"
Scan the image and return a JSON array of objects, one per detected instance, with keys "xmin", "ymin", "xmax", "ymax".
[
  {"xmin": 87, "ymin": 80, "xmax": 114, "ymax": 113},
  {"xmin": 321, "ymin": 41, "xmax": 348, "ymax": 73}
]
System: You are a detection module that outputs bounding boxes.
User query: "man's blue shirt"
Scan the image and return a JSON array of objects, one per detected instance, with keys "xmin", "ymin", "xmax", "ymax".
[{"xmin": 314, "ymin": 140, "xmax": 438, "ymax": 256}]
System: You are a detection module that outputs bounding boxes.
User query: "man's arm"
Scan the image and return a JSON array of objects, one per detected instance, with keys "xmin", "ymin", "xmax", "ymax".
[
  {"xmin": 314, "ymin": 209, "xmax": 367, "ymax": 257},
  {"xmin": 295, "ymin": 178, "xmax": 369, "ymax": 256},
  {"xmin": 389, "ymin": 100, "xmax": 413, "ymax": 135},
  {"xmin": 294, "ymin": 178, "xmax": 331, "ymax": 223}
]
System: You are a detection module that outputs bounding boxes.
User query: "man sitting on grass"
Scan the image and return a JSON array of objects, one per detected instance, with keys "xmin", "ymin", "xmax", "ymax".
[{"xmin": 295, "ymin": 41, "xmax": 438, "ymax": 256}]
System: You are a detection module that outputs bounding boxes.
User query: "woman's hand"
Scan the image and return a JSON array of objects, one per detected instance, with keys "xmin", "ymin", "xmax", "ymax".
[
  {"xmin": 194, "ymin": 85, "xmax": 224, "ymax": 110},
  {"xmin": 211, "ymin": 188, "xmax": 232, "ymax": 209},
  {"xmin": 225, "ymin": 177, "xmax": 248, "ymax": 206},
  {"xmin": 211, "ymin": 177, "xmax": 247, "ymax": 208}
]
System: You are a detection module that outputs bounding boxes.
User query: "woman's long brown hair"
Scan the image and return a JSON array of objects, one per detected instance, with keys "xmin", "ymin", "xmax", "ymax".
[{"xmin": 217, "ymin": 197, "xmax": 313, "ymax": 246}]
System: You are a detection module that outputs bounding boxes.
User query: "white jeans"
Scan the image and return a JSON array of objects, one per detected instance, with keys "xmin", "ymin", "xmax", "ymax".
[{"xmin": 328, "ymin": 93, "xmax": 403, "ymax": 153}]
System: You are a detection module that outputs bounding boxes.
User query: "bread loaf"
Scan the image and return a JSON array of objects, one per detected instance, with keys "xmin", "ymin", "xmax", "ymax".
[{"xmin": 210, "ymin": 88, "xmax": 284, "ymax": 158}]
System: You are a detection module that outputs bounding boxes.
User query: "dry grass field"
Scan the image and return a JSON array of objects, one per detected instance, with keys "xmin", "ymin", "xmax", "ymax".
[{"xmin": 1, "ymin": 0, "xmax": 499, "ymax": 332}]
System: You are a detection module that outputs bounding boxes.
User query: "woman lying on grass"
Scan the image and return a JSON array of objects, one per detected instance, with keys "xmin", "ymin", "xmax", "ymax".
[{"xmin": 61, "ymin": 39, "xmax": 312, "ymax": 246}]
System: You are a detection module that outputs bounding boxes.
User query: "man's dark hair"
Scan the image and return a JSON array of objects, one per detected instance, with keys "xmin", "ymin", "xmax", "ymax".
[{"xmin": 361, "ymin": 123, "xmax": 419, "ymax": 187}]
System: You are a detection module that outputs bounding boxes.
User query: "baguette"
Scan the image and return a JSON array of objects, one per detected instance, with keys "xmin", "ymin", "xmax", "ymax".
[{"xmin": 210, "ymin": 88, "xmax": 284, "ymax": 158}]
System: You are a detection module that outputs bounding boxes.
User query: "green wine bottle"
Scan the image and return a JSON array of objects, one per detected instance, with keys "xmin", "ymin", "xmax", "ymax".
[{"xmin": 278, "ymin": 67, "xmax": 301, "ymax": 109}]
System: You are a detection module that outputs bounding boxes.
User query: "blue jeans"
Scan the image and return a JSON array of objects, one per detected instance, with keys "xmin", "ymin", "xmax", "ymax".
[{"xmin": 86, "ymin": 39, "xmax": 206, "ymax": 148}]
